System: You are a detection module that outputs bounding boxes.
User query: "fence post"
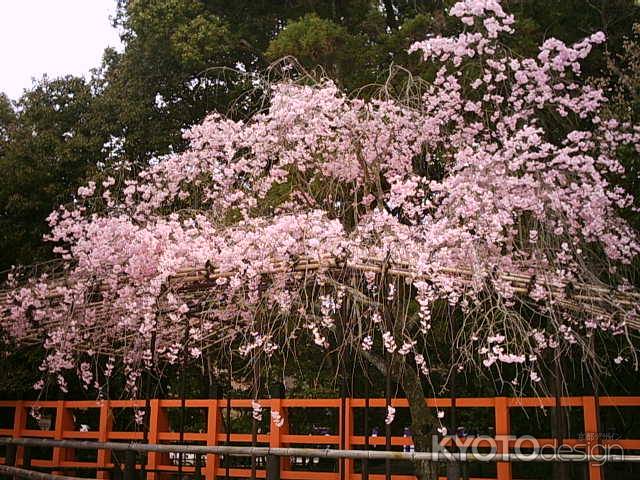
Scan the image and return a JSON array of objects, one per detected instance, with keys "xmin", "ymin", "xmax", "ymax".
[
  {"xmin": 494, "ymin": 397, "xmax": 512, "ymax": 480},
  {"xmin": 362, "ymin": 383, "xmax": 370, "ymax": 480},
  {"xmin": 344, "ymin": 396, "xmax": 353, "ymax": 480},
  {"xmin": 339, "ymin": 382, "xmax": 353, "ymax": 480},
  {"xmin": 225, "ymin": 395, "xmax": 231, "ymax": 480},
  {"xmin": 205, "ymin": 385, "xmax": 222, "ymax": 480},
  {"xmin": 124, "ymin": 449, "xmax": 137, "ymax": 480},
  {"xmin": 339, "ymin": 386, "xmax": 345, "ymax": 480},
  {"xmin": 97, "ymin": 400, "xmax": 112, "ymax": 480},
  {"xmin": 12, "ymin": 400, "xmax": 26, "ymax": 467},
  {"xmin": 268, "ymin": 383, "xmax": 286, "ymax": 479},
  {"xmin": 267, "ymin": 383, "xmax": 284, "ymax": 480},
  {"xmin": 583, "ymin": 396, "xmax": 602, "ymax": 480},
  {"xmin": 147, "ymin": 399, "xmax": 169, "ymax": 480},
  {"xmin": 53, "ymin": 398, "xmax": 76, "ymax": 474}
]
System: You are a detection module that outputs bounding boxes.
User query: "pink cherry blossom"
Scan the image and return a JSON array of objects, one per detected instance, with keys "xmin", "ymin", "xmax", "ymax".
[{"xmin": 2, "ymin": 0, "xmax": 638, "ymax": 400}]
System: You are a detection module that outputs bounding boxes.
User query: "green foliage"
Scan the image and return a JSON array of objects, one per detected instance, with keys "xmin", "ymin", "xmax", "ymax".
[
  {"xmin": 0, "ymin": 346, "xmax": 44, "ymax": 399},
  {"xmin": 96, "ymin": 1, "xmax": 237, "ymax": 164},
  {"xmin": 0, "ymin": 93, "xmax": 16, "ymax": 153},
  {"xmin": 0, "ymin": 76, "xmax": 105, "ymax": 270},
  {"xmin": 102, "ymin": 0, "xmax": 377, "ymax": 164},
  {"xmin": 267, "ymin": 14, "xmax": 368, "ymax": 89},
  {"xmin": 503, "ymin": 0, "xmax": 640, "ymax": 74}
]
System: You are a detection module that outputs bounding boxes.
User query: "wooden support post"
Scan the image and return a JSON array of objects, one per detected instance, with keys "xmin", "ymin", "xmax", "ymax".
[
  {"xmin": 250, "ymin": 409, "xmax": 257, "ymax": 480},
  {"xmin": 225, "ymin": 396, "xmax": 231, "ymax": 480},
  {"xmin": 362, "ymin": 382, "xmax": 370, "ymax": 480},
  {"xmin": 268, "ymin": 383, "xmax": 287, "ymax": 477},
  {"xmin": 147, "ymin": 400, "xmax": 169, "ymax": 480},
  {"xmin": 339, "ymin": 382, "xmax": 347, "ymax": 480},
  {"xmin": 13, "ymin": 401, "xmax": 26, "ymax": 466},
  {"xmin": 384, "ymin": 363, "xmax": 391, "ymax": 480},
  {"xmin": 551, "ymin": 357, "xmax": 568, "ymax": 480},
  {"xmin": 583, "ymin": 396, "xmax": 602, "ymax": 480},
  {"xmin": 343, "ymin": 397, "xmax": 353, "ymax": 480},
  {"xmin": 338, "ymin": 380, "xmax": 354, "ymax": 480},
  {"xmin": 205, "ymin": 395, "xmax": 221, "ymax": 480},
  {"xmin": 52, "ymin": 400, "xmax": 75, "ymax": 474},
  {"xmin": 447, "ymin": 365, "xmax": 460, "ymax": 480},
  {"xmin": 250, "ymin": 357, "xmax": 259, "ymax": 480},
  {"xmin": 96, "ymin": 401, "xmax": 112, "ymax": 480},
  {"xmin": 267, "ymin": 385, "xmax": 283, "ymax": 480},
  {"xmin": 177, "ymin": 323, "xmax": 189, "ymax": 480},
  {"xmin": 339, "ymin": 395, "xmax": 345, "ymax": 480},
  {"xmin": 494, "ymin": 397, "xmax": 512, "ymax": 480}
]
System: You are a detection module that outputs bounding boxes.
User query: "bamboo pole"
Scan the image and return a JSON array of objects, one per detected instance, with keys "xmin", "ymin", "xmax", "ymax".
[
  {"xmin": 4, "ymin": 254, "xmax": 638, "ymax": 355},
  {"xmin": 0, "ymin": 437, "xmax": 637, "ymax": 464}
]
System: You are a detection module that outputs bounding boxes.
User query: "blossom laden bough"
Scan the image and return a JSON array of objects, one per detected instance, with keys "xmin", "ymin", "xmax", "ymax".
[{"xmin": 0, "ymin": 0, "xmax": 638, "ymax": 427}]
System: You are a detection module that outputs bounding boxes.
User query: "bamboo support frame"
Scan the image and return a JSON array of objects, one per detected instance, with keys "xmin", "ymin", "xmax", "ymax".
[{"xmin": 3, "ymin": 255, "xmax": 638, "ymax": 357}]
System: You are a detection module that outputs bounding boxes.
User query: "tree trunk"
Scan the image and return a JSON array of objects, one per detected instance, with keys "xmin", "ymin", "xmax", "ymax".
[
  {"xmin": 551, "ymin": 354, "xmax": 568, "ymax": 480},
  {"xmin": 365, "ymin": 350, "xmax": 439, "ymax": 480},
  {"xmin": 400, "ymin": 363, "xmax": 439, "ymax": 480}
]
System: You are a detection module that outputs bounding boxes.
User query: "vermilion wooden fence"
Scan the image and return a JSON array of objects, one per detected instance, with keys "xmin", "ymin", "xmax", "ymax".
[{"xmin": 1, "ymin": 396, "xmax": 639, "ymax": 480}]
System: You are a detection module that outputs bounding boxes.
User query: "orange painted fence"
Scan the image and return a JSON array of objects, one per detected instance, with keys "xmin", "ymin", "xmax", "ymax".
[{"xmin": 1, "ymin": 396, "xmax": 639, "ymax": 480}]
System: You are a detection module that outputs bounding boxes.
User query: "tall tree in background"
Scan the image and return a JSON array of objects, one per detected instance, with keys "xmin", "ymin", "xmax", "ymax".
[
  {"xmin": 98, "ymin": 1, "xmax": 236, "ymax": 165},
  {"xmin": 0, "ymin": 94, "xmax": 16, "ymax": 154},
  {"xmin": 0, "ymin": 77, "xmax": 105, "ymax": 270}
]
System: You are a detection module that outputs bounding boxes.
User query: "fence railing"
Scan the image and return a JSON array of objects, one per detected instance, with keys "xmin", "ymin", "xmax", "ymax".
[{"xmin": 1, "ymin": 396, "xmax": 639, "ymax": 480}]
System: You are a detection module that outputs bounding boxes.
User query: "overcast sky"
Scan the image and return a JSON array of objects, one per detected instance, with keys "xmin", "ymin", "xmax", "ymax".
[{"xmin": 0, "ymin": 0, "xmax": 122, "ymax": 100}]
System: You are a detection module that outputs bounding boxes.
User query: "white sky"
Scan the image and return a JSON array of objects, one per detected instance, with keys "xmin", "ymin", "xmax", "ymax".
[{"xmin": 0, "ymin": 0, "xmax": 122, "ymax": 100}]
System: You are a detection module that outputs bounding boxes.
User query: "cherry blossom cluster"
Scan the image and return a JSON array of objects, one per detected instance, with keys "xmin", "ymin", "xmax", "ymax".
[{"xmin": 2, "ymin": 0, "xmax": 639, "ymax": 407}]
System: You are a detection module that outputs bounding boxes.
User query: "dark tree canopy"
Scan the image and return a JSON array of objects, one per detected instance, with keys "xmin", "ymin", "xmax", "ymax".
[{"xmin": 0, "ymin": 76, "xmax": 105, "ymax": 270}]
